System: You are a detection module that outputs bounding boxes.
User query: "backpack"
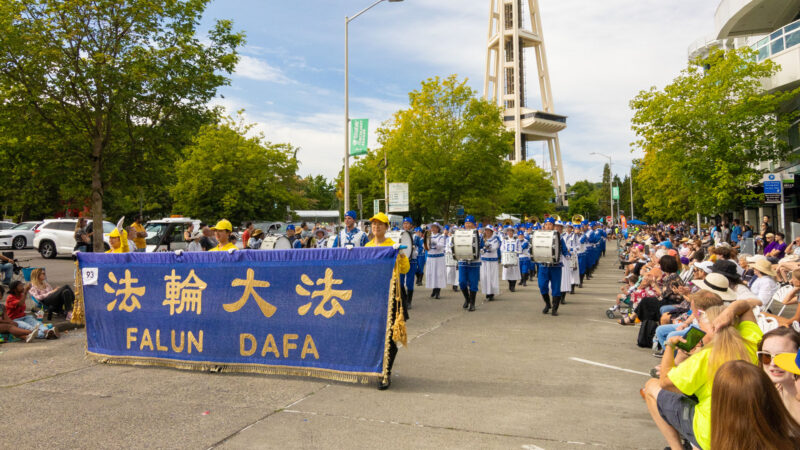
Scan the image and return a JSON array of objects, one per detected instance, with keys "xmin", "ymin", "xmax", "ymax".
[{"xmin": 637, "ymin": 320, "xmax": 659, "ymax": 348}]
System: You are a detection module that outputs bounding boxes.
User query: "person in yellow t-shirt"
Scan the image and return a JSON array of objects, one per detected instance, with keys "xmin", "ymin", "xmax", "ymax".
[
  {"xmin": 366, "ymin": 212, "xmax": 409, "ymax": 391},
  {"xmin": 106, "ymin": 228, "xmax": 127, "ymax": 253},
  {"xmin": 208, "ymin": 219, "xmax": 237, "ymax": 252},
  {"xmin": 642, "ymin": 298, "xmax": 763, "ymax": 450},
  {"xmin": 131, "ymin": 215, "xmax": 147, "ymax": 252}
]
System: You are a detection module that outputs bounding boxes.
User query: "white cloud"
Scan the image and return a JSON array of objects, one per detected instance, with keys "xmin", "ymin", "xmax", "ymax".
[{"xmin": 235, "ymin": 55, "xmax": 293, "ymax": 84}]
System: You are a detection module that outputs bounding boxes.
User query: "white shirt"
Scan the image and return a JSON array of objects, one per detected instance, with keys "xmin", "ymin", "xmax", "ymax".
[
  {"xmin": 750, "ymin": 276, "xmax": 778, "ymax": 306},
  {"xmin": 733, "ymin": 283, "xmax": 756, "ymax": 301}
]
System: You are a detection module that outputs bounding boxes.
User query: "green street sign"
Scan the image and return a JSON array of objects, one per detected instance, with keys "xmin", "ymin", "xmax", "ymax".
[
  {"xmin": 350, "ymin": 119, "xmax": 369, "ymax": 156},
  {"xmin": 612, "ymin": 186, "xmax": 620, "ymax": 201}
]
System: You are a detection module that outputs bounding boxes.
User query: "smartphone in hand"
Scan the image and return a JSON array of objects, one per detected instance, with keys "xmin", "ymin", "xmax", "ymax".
[{"xmin": 676, "ymin": 327, "xmax": 707, "ymax": 352}]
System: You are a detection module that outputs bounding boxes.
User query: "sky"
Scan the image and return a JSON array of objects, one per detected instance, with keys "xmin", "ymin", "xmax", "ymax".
[{"xmin": 199, "ymin": 0, "xmax": 720, "ymax": 184}]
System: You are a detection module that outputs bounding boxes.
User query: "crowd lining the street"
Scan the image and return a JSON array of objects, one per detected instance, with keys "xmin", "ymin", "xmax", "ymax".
[{"xmin": 614, "ymin": 218, "xmax": 800, "ymax": 449}]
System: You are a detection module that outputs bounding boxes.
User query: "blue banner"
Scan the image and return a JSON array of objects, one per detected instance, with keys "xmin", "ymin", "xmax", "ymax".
[{"xmin": 76, "ymin": 247, "xmax": 399, "ymax": 382}]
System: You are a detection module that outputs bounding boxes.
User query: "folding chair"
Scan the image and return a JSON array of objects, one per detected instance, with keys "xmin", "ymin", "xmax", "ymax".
[{"xmin": 764, "ymin": 284, "xmax": 795, "ymax": 315}]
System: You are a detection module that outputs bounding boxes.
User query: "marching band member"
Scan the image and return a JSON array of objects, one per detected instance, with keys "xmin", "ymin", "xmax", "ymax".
[
  {"xmin": 501, "ymin": 226, "xmax": 521, "ymax": 292},
  {"xmin": 286, "ymin": 224, "xmax": 303, "ymax": 249},
  {"xmin": 480, "ymin": 226, "xmax": 501, "ymax": 302},
  {"xmin": 537, "ymin": 218, "xmax": 570, "ymax": 316},
  {"xmin": 517, "ymin": 230, "xmax": 532, "ymax": 286},
  {"xmin": 313, "ymin": 228, "xmax": 329, "ymax": 248},
  {"xmin": 414, "ymin": 226, "xmax": 426, "ymax": 286},
  {"xmin": 400, "ymin": 218, "xmax": 421, "ymax": 310},
  {"xmin": 554, "ymin": 221, "xmax": 573, "ymax": 305},
  {"xmin": 458, "ymin": 215, "xmax": 483, "ymax": 311},
  {"xmin": 333, "ymin": 210, "xmax": 369, "ymax": 249},
  {"xmin": 565, "ymin": 223, "xmax": 581, "ymax": 294},
  {"xmin": 365, "ymin": 212, "xmax": 410, "ymax": 391},
  {"xmin": 445, "ymin": 225, "xmax": 459, "ymax": 291},
  {"xmin": 425, "ymin": 223, "xmax": 446, "ymax": 299}
]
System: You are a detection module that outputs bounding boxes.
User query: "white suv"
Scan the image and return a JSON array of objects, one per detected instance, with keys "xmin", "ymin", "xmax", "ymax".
[{"xmin": 34, "ymin": 218, "xmax": 114, "ymax": 258}]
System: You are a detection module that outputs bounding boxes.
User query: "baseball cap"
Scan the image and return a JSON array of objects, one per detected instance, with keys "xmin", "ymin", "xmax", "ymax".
[{"xmin": 211, "ymin": 219, "xmax": 232, "ymax": 232}]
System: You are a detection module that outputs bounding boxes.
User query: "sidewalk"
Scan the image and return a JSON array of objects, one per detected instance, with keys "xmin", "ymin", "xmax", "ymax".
[{"xmin": 1, "ymin": 243, "xmax": 665, "ymax": 449}]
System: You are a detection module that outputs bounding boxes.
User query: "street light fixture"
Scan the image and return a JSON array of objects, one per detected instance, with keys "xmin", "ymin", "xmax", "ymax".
[
  {"xmin": 590, "ymin": 152, "xmax": 614, "ymax": 225},
  {"xmin": 344, "ymin": 0, "xmax": 404, "ymax": 214}
]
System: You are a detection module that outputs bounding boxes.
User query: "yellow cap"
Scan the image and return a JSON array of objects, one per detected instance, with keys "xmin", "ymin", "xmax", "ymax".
[
  {"xmin": 211, "ymin": 219, "xmax": 233, "ymax": 232},
  {"xmin": 369, "ymin": 212, "xmax": 389, "ymax": 225},
  {"xmin": 108, "ymin": 228, "xmax": 122, "ymax": 238}
]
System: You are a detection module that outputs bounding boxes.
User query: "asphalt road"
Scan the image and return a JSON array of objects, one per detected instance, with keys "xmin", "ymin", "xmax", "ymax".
[{"xmin": 1, "ymin": 244, "xmax": 667, "ymax": 449}]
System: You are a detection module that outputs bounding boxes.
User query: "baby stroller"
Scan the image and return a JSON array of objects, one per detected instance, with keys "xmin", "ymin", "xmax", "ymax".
[{"xmin": 606, "ymin": 295, "xmax": 634, "ymax": 319}]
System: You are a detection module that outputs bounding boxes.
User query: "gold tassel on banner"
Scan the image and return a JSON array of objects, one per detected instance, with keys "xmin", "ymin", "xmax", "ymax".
[
  {"xmin": 71, "ymin": 259, "xmax": 86, "ymax": 325},
  {"xmin": 391, "ymin": 268, "xmax": 407, "ymax": 348}
]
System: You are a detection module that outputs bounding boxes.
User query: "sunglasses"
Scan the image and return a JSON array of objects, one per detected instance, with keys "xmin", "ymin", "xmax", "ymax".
[{"xmin": 757, "ymin": 351, "xmax": 794, "ymax": 366}]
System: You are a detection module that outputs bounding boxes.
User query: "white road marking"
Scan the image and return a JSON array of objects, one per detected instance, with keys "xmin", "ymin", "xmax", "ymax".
[
  {"xmin": 585, "ymin": 319, "xmax": 619, "ymax": 326},
  {"xmin": 569, "ymin": 357, "xmax": 649, "ymax": 377}
]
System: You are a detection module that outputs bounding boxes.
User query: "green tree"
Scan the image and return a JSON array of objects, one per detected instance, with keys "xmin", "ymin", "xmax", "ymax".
[
  {"xmin": 337, "ymin": 150, "xmax": 386, "ymax": 218},
  {"xmin": 567, "ymin": 180, "xmax": 601, "ymax": 220},
  {"xmin": 171, "ymin": 118, "xmax": 300, "ymax": 224},
  {"xmin": 300, "ymin": 175, "xmax": 338, "ymax": 211},
  {"xmin": 630, "ymin": 47, "xmax": 800, "ymax": 220},
  {"xmin": 598, "ymin": 163, "xmax": 611, "ymax": 217},
  {"xmin": 499, "ymin": 160, "xmax": 555, "ymax": 218},
  {"xmin": 0, "ymin": 0, "xmax": 243, "ymax": 249},
  {"xmin": 376, "ymin": 75, "xmax": 514, "ymax": 222}
]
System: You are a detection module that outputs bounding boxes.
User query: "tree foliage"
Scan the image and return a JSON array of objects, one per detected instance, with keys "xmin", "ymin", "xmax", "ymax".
[
  {"xmin": 171, "ymin": 118, "xmax": 300, "ymax": 224},
  {"xmin": 631, "ymin": 48, "xmax": 800, "ymax": 221},
  {"xmin": 376, "ymin": 75, "xmax": 514, "ymax": 222},
  {"xmin": 499, "ymin": 160, "xmax": 554, "ymax": 218},
  {"xmin": 567, "ymin": 180, "xmax": 601, "ymax": 220},
  {"xmin": 0, "ymin": 0, "xmax": 243, "ymax": 248}
]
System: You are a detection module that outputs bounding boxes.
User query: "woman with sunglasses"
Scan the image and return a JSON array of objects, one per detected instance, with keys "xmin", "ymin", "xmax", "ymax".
[{"xmin": 759, "ymin": 328, "xmax": 800, "ymax": 423}]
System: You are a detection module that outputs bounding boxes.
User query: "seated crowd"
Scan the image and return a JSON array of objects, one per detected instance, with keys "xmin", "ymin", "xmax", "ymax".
[{"xmin": 615, "ymin": 223, "xmax": 800, "ymax": 449}]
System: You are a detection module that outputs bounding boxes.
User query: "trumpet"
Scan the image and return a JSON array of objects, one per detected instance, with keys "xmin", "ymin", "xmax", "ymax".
[{"xmin": 572, "ymin": 214, "xmax": 584, "ymax": 225}]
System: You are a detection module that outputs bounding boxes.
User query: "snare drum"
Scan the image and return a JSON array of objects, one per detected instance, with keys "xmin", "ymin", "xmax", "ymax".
[
  {"xmin": 531, "ymin": 230, "xmax": 561, "ymax": 264},
  {"xmin": 386, "ymin": 230, "xmax": 413, "ymax": 259},
  {"xmin": 260, "ymin": 235, "xmax": 292, "ymax": 250},
  {"xmin": 570, "ymin": 254, "xmax": 578, "ymax": 270},
  {"xmin": 453, "ymin": 229, "xmax": 479, "ymax": 261},
  {"xmin": 445, "ymin": 252, "xmax": 457, "ymax": 267},
  {"xmin": 501, "ymin": 251, "xmax": 519, "ymax": 267}
]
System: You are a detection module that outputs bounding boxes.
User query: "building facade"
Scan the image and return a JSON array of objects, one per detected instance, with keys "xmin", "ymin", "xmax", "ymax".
[{"xmin": 691, "ymin": 0, "xmax": 800, "ymax": 233}]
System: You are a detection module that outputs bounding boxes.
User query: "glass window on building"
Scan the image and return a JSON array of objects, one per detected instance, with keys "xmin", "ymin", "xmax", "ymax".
[
  {"xmin": 772, "ymin": 37, "xmax": 785, "ymax": 55},
  {"xmin": 790, "ymin": 120, "xmax": 800, "ymax": 151},
  {"xmin": 786, "ymin": 31, "xmax": 800, "ymax": 50}
]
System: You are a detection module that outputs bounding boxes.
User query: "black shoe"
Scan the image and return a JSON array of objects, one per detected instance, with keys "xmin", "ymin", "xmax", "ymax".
[
  {"xmin": 434, "ymin": 288, "xmax": 440, "ymax": 299},
  {"xmin": 552, "ymin": 295, "xmax": 561, "ymax": 316},
  {"xmin": 487, "ymin": 294, "xmax": 494, "ymax": 301},
  {"xmin": 430, "ymin": 290, "xmax": 435, "ymax": 298},
  {"xmin": 461, "ymin": 289, "xmax": 470, "ymax": 309},
  {"xmin": 542, "ymin": 294, "xmax": 551, "ymax": 314},
  {"xmin": 377, "ymin": 375, "xmax": 391, "ymax": 390},
  {"xmin": 560, "ymin": 293, "xmax": 566, "ymax": 305},
  {"xmin": 570, "ymin": 286, "xmax": 575, "ymax": 294},
  {"xmin": 468, "ymin": 290, "xmax": 476, "ymax": 311},
  {"xmin": 509, "ymin": 281, "xmax": 516, "ymax": 292},
  {"xmin": 452, "ymin": 285, "xmax": 458, "ymax": 291},
  {"xmin": 407, "ymin": 290, "xmax": 413, "ymax": 310}
]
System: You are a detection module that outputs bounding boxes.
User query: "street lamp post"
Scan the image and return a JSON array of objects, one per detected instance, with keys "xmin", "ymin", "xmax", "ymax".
[
  {"xmin": 590, "ymin": 152, "xmax": 613, "ymax": 225},
  {"xmin": 344, "ymin": 0, "xmax": 403, "ymax": 214}
]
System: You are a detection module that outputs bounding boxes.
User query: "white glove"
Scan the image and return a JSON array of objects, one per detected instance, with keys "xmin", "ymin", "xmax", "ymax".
[
  {"xmin": 227, "ymin": 247, "xmax": 237, "ymax": 254},
  {"xmin": 174, "ymin": 249, "xmax": 184, "ymax": 257},
  {"xmin": 392, "ymin": 243, "xmax": 401, "ymax": 250},
  {"xmin": 346, "ymin": 246, "xmax": 353, "ymax": 251}
]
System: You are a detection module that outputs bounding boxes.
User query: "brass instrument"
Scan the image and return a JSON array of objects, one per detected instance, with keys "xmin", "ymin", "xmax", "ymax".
[
  {"xmin": 572, "ymin": 214, "xmax": 584, "ymax": 225},
  {"xmin": 552, "ymin": 215, "xmax": 561, "ymax": 222},
  {"xmin": 502, "ymin": 218, "xmax": 514, "ymax": 226}
]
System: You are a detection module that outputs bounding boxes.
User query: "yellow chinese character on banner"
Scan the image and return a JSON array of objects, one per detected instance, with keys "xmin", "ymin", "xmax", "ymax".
[
  {"xmin": 104, "ymin": 269, "xmax": 145, "ymax": 312},
  {"xmin": 224, "ymin": 268, "xmax": 275, "ymax": 317},
  {"xmin": 295, "ymin": 268, "xmax": 352, "ymax": 318},
  {"xmin": 162, "ymin": 269, "xmax": 207, "ymax": 315}
]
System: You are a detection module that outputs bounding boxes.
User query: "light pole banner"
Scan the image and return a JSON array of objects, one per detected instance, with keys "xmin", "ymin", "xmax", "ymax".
[
  {"xmin": 388, "ymin": 183, "xmax": 409, "ymax": 213},
  {"xmin": 350, "ymin": 119, "xmax": 369, "ymax": 156}
]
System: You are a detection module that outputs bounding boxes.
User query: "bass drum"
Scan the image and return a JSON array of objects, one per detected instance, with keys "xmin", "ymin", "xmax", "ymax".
[
  {"xmin": 453, "ymin": 229, "xmax": 479, "ymax": 261},
  {"xmin": 531, "ymin": 230, "xmax": 561, "ymax": 264},
  {"xmin": 260, "ymin": 235, "xmax": 292, "ymax": 250},
  {"xmin": 386, "ymin": 230, "xmax": 413, "ymax": 259}
]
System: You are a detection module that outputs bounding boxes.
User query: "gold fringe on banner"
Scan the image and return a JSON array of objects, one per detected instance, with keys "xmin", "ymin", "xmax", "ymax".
[
  {"xmin": 87, "ymin": 352, "xmax": 380, "ymax": 384},
  {"xmin": 71, "ymin": 259, "xmax": 86, "ymax": 325}
]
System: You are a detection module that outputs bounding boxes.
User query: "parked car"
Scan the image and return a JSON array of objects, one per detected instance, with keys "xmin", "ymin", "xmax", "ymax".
[
  {"xmin": 0, "ymin": 221, "xmax": 17, "ymax": 230},
  {"xmin": 144, "ymin": 217, "xmax": 201, "ymax": 252},
  {"xmin": 34, "ymin": 218, "xmax": 114, "ymax": 258},
  {"xmin": 0, "ymin": 221, "xmax": 41, "ymax": 249}
]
